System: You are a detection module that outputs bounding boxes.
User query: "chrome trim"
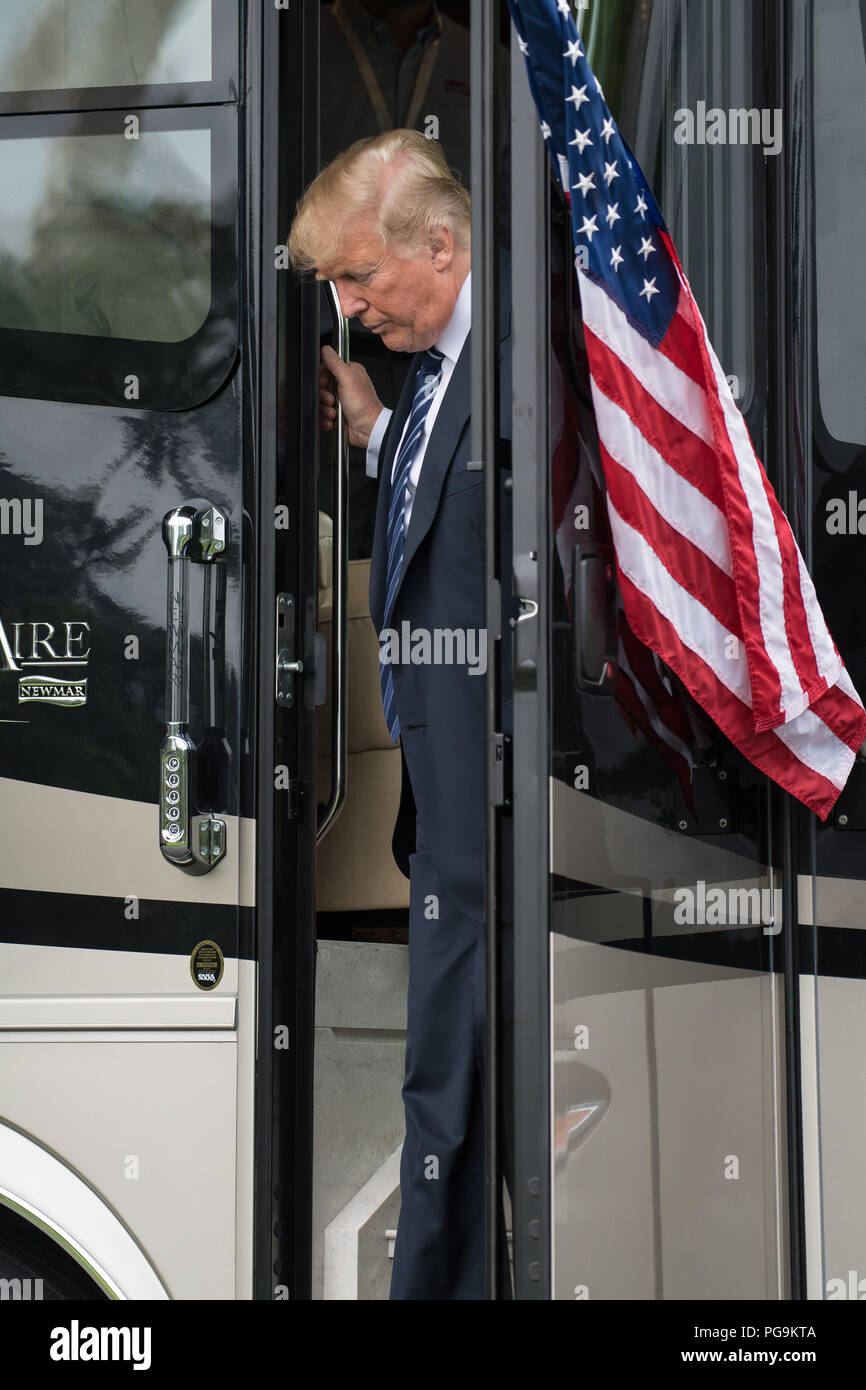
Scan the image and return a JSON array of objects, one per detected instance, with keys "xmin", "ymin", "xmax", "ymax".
[
  {"xmin": 160, "ymin": 504, "xmax": 227, "ymax": 871},
  {"xmin": 549, "ymin": 776, "xmax": 771, "ymax": 892},
  {"xmin": 318, "ymin": 283, "xmax": 350, "ymax": 842},
  {"xmin": 0, "ymin": 994, "xmax": 238, "ymax": 1030}
]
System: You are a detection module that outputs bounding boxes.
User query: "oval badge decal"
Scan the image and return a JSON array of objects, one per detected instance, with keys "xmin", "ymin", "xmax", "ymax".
[{"xmin": 190, "ymin": 940, "xmax": 224, "ymax": 991}]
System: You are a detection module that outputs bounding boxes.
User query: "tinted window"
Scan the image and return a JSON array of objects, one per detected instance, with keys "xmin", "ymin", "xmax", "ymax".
[
  {"xmin": 814, "ymin": 0, "xmax": 866, "ymax": 447},
  {"xmin": 0, "ymin": 0, "xmax": 213, "ymax": 92},
  {"xmin": 588, "ymin": 0, "xmax": 760, "ymax": 414},
  {"xmin": 0, "ymin": 128, "xmax": 211, "ymax": 343}
]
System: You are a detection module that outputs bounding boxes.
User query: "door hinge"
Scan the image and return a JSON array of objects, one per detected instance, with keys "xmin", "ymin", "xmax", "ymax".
[{"xmin": 275, "ymin": 592, "xmax": 303, "ymax": 708}]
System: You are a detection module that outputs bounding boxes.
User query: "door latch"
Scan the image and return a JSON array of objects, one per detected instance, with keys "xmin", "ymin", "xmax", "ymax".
[{"xmin": 276, "ymin": 593, "xmax": 303, "ymax": 708}]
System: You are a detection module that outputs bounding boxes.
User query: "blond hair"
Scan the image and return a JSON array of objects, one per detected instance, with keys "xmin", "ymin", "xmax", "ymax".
[{"xmin": 288, "ymin": 129, "xmax": 471, "ymax": 273}]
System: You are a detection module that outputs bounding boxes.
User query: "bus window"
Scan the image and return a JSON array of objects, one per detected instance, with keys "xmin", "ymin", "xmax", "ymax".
[
  {"xmin": 0, "ymin": 108, "xmax": 238, "ymax": 410},
  {"xmin": 814, "ymin": 0, "xmax": 866, "ymax": 449},
  {"xmin": 0, "ymin": 129, "xmax": 211, "ymax": 343},
  {"xmin": 587, "ymin": 0, "xmax": 760, "ymax": 419},
  {"xmin": 0, "ymin": 0, "xmax": 213, "ymax": 94}
]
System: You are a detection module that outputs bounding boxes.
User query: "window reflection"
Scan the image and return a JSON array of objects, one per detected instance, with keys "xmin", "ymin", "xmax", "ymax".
[
  {"xmin": 0, "ymin": 129, "xmax": 212, "ymax": 343},
  {"xmin": 814, "ymin": 0, "xmax": 866, "ymax": 447},
  {"xmin": 0, "ymin": 0, "xmax": 212, "ymax": 93},
  {"xmin": 588, "ymin": 0, "xmax": 757, "ymax": 415}
]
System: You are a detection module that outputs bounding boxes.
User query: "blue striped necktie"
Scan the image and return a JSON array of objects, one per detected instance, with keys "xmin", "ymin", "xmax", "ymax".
[{"xmin": 380, "ymin": 346, "xmax": 445, "ymax": 741}]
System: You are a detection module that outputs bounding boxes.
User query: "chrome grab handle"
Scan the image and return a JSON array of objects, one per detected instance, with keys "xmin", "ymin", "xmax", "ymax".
[
  {"xmin": 317, "ymin": 282, "xmax": 350, "ymax": 842},
  {"xmin": 160, "ymin": 503, "xmax": 228, "ymax": 871}
]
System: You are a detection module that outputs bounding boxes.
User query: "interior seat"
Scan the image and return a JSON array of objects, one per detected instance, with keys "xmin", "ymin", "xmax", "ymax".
[{"xmin": 316, "ymin": 513, "xmax": 409, "ymax": 913}]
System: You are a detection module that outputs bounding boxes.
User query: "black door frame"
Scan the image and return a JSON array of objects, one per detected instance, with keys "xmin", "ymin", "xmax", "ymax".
[
  {"xmin": 252, "ymin": 0, "xmax": 320, "ymax": 1302},
  {"xmin": 506, "ymin": 35, "xmax": 553, "ymax": 1302}
]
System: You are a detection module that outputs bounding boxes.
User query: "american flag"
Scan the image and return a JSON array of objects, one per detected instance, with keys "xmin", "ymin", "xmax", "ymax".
[{"xmin": 509, "ymin": 0, "xmax": 866, "ymax": 818}]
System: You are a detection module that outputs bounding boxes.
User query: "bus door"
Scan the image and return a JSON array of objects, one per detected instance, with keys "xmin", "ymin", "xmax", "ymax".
[
  {"xmin": 0, "ymin": 0, "xmax": 318, "ymax": 1302},
  {"xmin": 509, "ymin": 0, "xmax": 800, "ymax": 1300}
]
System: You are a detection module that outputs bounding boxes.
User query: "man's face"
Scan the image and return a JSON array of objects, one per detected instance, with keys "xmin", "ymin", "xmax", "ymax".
[{"xmin": 316, "ymin": 220, "xmax": 454, "ymax": 353}]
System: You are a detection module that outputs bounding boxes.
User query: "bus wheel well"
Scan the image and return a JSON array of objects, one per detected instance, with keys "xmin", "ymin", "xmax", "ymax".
[{"xmin": 0, "ymin": 1202, "xmax": 108, "ymax": 1301}]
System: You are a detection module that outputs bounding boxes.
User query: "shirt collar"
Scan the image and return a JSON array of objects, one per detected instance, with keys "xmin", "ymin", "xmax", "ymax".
[{"xmin": 435, "ymin": 270, "xmax": 471, "ymax": 365}]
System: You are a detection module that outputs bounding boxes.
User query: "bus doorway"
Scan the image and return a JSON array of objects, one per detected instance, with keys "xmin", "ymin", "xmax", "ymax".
[{"xmin": 308, "ymin": 0, "xmax": 513, "ymax": 1301}]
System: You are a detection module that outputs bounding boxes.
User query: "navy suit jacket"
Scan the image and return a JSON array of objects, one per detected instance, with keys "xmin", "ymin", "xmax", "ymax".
[{"xmin": 369, "ymin": 279, "xmax": 513, "ymax": 923}]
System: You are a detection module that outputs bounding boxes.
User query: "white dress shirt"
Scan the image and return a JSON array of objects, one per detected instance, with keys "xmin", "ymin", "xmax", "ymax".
[{"xmin": 365, "ymin": 270, "xmax": 471, "ymax": 533}]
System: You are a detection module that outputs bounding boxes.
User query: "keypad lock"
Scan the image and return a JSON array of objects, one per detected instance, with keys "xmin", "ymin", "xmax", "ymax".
[
  {"xmin": 161, "ymin": 748, "xmax": 188, "ymax": 849},
  {"xmin": 159, "ymin": 504, "xmax": 228, "ymax": 873}
]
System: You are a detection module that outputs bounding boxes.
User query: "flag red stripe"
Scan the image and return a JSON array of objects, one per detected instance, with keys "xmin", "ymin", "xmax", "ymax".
[
  {"xmin": 656, "ymin": 292, "xmax": 706, "ymax": 388},
  {"xmin": 584, "ymin": 325, "xmax": 726, "ymax": 513},
  {"xmin": 616, "ymin": 569, "xmax": 844, "ymax": 819},
  {"xmin": 600, "ymin": 445, "xmax": 741, "ymax": 637},
  {"xmin": 765, "ymin": 469, "xmax": 825, "ymax": 700},
  {"xmin": 810, "ymin": 679, "xmax": 866, "ymax": 751},
  {"xmin": 663, "ymin": 245, "xmax": 788, "ymax": 728}
]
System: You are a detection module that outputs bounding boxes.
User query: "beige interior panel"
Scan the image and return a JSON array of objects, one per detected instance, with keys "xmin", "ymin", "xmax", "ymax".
[
  {"xmin": 316, "ymin": 749, "xmax": 408, "ymax": 911},
  {"xmin": 316, "ymin": 556, "xmax": 409, "ymax": 913},
  {"xmin": 318, "ymin": 558, "xmax": 393, "ymax": 756}
]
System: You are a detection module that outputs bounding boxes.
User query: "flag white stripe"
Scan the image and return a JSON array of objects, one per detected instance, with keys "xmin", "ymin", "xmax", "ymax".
[
  {"xmin": 609, "ymin": 500, "xmax": 853, "ymax": 785},
  {"xmin": 796, "ymin": 549, "xmax": 844, "ymax": 693},
  {"xmin": 593, "ymin": 388, "xmax": 733, "ymax": 578},
  {"xmin": 698, "ymin": 307, "xmax": 813, "ymax": 721},
  {"xmin": 773, "ymin": 708, "xmax": 853, "ymax": 791},
  {"xmin": 607, "ymin": 500, "xmax": 751, "ymax": 704},
  {"xmin": 578, "ymin": 270, "xmax": 715, "ymax": 448}
]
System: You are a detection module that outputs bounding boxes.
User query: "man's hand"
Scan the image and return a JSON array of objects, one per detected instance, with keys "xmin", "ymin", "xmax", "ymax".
[{"xmin": 319, "ymin": 346, "xmax": 384, "ymax": 450}]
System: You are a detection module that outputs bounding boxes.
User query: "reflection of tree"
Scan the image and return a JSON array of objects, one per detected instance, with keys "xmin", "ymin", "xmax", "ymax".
[
  {"xmin": 3, "ymin": 0, "xmax": 191, "ymax": 93},
  {"xmin": 0, "ymin": 387, "xmax": 241, "ymax": 802},
  {"xmin": 0, "ymin": 157, "xmax": 211, "ymax": 341}
]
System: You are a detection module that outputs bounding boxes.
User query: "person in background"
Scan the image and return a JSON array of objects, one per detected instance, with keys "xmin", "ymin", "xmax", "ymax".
[{"xmin": 320, "ymin": 0, "xmax": 473, "ymax": 183}]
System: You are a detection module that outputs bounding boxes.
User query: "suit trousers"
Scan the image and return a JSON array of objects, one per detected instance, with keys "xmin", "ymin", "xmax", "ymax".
[{"xmin": 389, "ymin": 812, "xmax": 514, "ymax": 1301}]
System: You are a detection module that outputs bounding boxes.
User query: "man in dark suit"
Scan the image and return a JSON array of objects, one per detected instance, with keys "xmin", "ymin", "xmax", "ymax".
[{"xmin": 289, "ymin": 129, "xmax": 512, "ymax": 1299}]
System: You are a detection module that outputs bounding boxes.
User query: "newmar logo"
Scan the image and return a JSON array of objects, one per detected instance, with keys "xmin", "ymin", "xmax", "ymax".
[
  {"xmin": 674, "ymin": 880, "xmax": 783, "ymax": 936},
  {"xmin": 0, "ymin": 615, "xmax": 91, "ymax": 707},
  {"xmin": 50, "ymin": 1320, "xmax": 151, "ymax": 1371},
  {"xmin": 19, "ymin": 675, "xmax": 87, "ymax": 707},
  {"xmin": 0, "ymin": 496, "xmax": 43, "ymax": 546}
]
